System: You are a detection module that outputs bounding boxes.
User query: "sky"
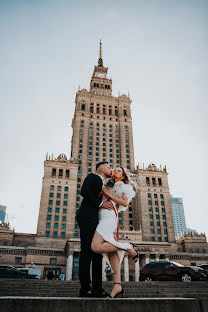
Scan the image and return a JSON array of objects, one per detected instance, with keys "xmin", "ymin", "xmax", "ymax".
[{"xmin": 0, "ymin": 0, "xmax": 207, "ymax": 237}]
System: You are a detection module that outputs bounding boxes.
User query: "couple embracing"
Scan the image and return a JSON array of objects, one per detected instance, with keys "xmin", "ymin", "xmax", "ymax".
[{"xmin": 76, "ymin": 162, "xmax": 139, "ymax": 298}]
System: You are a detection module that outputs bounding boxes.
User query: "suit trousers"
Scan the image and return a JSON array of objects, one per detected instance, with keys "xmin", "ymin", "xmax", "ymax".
[{"xmin": 76, "ymin": 215, "xmax": 103, "ymax": 293}]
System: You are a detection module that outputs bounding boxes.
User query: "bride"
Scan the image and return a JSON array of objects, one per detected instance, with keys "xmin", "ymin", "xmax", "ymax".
[{"xmin": 91, "ymin": 166, "xmax": 139, "ymax": 298}]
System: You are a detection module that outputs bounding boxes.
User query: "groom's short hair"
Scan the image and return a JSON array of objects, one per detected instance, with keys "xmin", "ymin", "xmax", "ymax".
[{"xmin": 96, "ymin": 161, "xmax": 108, "ymax": 172}]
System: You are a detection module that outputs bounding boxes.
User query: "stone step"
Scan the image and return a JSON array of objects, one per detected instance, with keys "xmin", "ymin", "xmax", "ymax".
[{"xmin": 0, "ymin": 297, "xmax": 208, "ymax": 312}]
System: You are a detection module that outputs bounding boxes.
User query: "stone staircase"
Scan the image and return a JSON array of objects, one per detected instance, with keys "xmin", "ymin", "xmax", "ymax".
[
  {"xmin": 0, "ymin": 279, "xmax": 208, "ymax": 312},
  {"xmin": 0, "ymin": 279, "xmax": 208, "ymax": 298}
]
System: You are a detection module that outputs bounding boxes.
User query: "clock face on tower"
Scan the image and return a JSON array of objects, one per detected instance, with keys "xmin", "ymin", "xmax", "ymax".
[{"xmin": 98, "ymin": 73, "xmax": 105, "ymax": 78}]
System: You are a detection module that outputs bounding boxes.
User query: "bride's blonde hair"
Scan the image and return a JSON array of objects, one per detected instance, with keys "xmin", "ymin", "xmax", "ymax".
[{"xmin": 120, "ymin": 166, "xmax": 140, "ymax": 192}]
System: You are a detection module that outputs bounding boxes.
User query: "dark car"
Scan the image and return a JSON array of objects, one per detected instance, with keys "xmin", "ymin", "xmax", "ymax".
[
  {"xmin": 139, "ymin": 261, "xmax": 205, "ymax": 282},
  {"xmin": 197, "ymin": 264, "xmax": 208, "ymax": 279},
  {"xmin": 0, "ymin": 266, "xmax": 39, "ymax": 279}
]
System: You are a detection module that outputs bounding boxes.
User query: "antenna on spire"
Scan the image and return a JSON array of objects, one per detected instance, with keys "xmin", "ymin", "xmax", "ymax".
[{"xmin": 98, "ymin": 39, "xmax": 103, "ymax": 67}]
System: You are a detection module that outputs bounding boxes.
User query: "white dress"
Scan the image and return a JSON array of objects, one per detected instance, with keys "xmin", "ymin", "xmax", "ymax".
[{"xmin": 96, "ymin": 181, "xmax": 136, "ymax": 265}]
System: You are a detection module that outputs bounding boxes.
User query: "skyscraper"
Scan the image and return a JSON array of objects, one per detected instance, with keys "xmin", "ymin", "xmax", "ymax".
[
  {"xmin": 70, "ymin": 40, "xmax": 135, "ymax": 234},
  {"xmin": 0, "ymin": 205, "xmax": 6, "ymax": 223},
  {"xmin": 171, "ymin": 196, "xmax": 187, "ymax": 238}
]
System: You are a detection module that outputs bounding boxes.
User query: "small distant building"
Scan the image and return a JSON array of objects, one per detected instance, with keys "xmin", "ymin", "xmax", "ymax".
[{"xmin": 0, "ymin": 205, "xmax": 6, "ymax": 223}]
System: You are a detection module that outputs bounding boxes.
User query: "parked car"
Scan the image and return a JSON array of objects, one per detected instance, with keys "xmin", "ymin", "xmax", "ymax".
[
  {"xmin": 16, "ymin": 268, "xmax": 41, "ymax": 279},
  {"xmin": 0, "ymin": 266, "xmax": 40, "ymax": 279},
  {"xmin": 197, "ymin": 264, "xmax": 208, "ymax": 279},
  {"xmin": 139, "ymin": 261, "xmax": 205, "ymax": 282}
]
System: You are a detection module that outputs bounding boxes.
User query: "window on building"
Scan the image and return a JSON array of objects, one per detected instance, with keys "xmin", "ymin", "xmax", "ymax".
[
  {"xmin": 45, "ymin": 231, "xmax": 50, "ymax": 237},
  {"xmin": 50, "ymin": 185, "xmax": 54, "ymax": 190},
  {"xmin": 146, "ymin": 177, "xmax": 150, "ymax": 186},
  {"xmin": 52, "ymin": 168, "xmax": 56, "ymax": 177},
  {"xmin": 54, "ymin": 223, "xmax": 58, "ymax": 229},
  {"xmin": 150, "ymin": 221, "xmax": 154, "ymax": 226},
  {"xmin": 50, "ymin": 258, "xmax": 57, "ymax": 264},
  {"xmin": 66, "ymin": 170, "xmax": 70, "ymax": 178},
  {"xmin": 48, "ymin": 207, "xmax": 52, "ymax": 212},
  {"xmin": 56, "ymin": 201, "xmax": 60, "ymax": 206},
  {"xmin": 57, "ymin": 193, "xmax": 61, "ymax": 198},
  {"xmin": 55, "ymin": 208, "xmax": 60, "ymax": 213},
  {"xmin": 152, "ymin": 178, "xmax": 156, "ymax": 186},
  {"xmin": 54, "ymin": 216, "xmax": 59, "ymax": 221},
  {"xmin": 58, "ymin": 169, "xmax": 63, "ymax": 178},
  {"xmin": 61, "ymin": 232, "xmax": 65, "ymax": 239},
  {"xmin": 151, "ymin": 237, "xmax": 155, "ymax": 242},
  {"xmin": 158, "ymin": 178, "xmax": 162, "ymax": 186},
  {"xmin": 47, "ymin": 215, "xmax": 51, "ymax": 220},
  {"xmin": 53, "ymin": 232, "xmax": 58, "ymax": 238},
  {"xmin": 63, "ymin": 208, "xmax": 67, "ymax": 213},
  {"xmin": 158, "ymin": 237, "xmax": 162, "ymax": 242},
  {"xmin": 65, "ymin": 187, "xmax": 68, "ymax": 192},
  {"xmin": 160, "ymin": 194, "xmax": 163, "ymax": 199},
  {"xmin": 49, "ymin": 200, "xmax": 53, "ymax": 205},
  {"xmin": 15, "ymin": 257, "xmax": 22, "ymax": 263}
]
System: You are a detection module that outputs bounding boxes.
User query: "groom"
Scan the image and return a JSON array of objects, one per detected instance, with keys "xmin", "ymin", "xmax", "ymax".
[{"xmin": 76, "ymin": 162, "xmax": 113, "ymax": 297}]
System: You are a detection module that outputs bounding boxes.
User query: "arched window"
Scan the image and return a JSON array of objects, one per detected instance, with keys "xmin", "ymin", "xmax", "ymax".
[{"xmin": 81, "ymin": 104, "xmax": 85, "ymax": 111}]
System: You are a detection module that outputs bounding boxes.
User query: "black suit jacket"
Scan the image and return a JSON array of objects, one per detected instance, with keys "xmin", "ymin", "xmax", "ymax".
[{"xmin": 76, "ymin": 173, "xmax": 103, "ymax": 221}]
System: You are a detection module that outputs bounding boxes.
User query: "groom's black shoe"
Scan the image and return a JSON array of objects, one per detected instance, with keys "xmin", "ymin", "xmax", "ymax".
[
  {"xmin": 92, "ymin": 288, "xmax": 110, "ymax": 298},
  {"xmin": 79, "ymin": 289, "xmax": 93, "ymax": 298}
]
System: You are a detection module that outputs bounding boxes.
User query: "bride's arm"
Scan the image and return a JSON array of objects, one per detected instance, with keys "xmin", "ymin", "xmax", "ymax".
[{"xmin": 102, "ymin": 187, "xmax": 128, "ymax": 207}]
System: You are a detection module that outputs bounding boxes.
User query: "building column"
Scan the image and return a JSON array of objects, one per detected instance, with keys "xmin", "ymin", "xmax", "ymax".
[
  {"xmin": 145, "ymin": 254, "xmax": 150, "ymax": 264},
  {"xmin": 155, "ymin": 254, "xmax": 160, "ymax": 262},
  {"xmin": 135, "ymin": 257, "xmax": 140, "ymax": 282},
  {"xmin": 124, "ymin": 255, "xmax": 129, "ymax": 282},
  {"xmin": 102, "ymin": 257, "xmax": 107, "ymax": 282},
  {"xmin": 66, "ymin": 252, "xmax": 73, "ymax": 280}
]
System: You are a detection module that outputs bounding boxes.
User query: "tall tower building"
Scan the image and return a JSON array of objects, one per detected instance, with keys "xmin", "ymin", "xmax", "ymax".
[
  {"xmin": 171, "ymin": 196, "xmax": 187, "ymax": 238},
  {"xmin": 70, "ymin": 41, "xmax": 135, "ymax": 233},
  {"xmin": 134, "ymin": 163, "xmax": 176, "ymax": 243}
]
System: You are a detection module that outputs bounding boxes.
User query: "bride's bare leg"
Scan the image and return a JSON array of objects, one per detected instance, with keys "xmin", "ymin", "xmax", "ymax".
[
  {"xmin": 108, "ymin": 252, "xmax": 122, "ymax": 298},
  {"xmin": 91, "ymin": 231, "xmax": 119, "ymax": 253}
]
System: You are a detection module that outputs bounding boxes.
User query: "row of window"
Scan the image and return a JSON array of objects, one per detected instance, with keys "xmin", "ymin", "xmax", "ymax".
[
  {"xmin": 51, "ymin": 168, "xmax": 70, "ymax": 179},
  {"xmin": 46, "ymin": 223, "xmax": 66, "ymax": 229},
  {"xmin": 148, "ymin": 200, "xmax": 164, "ymax": 206},
  {"xmin": 81, "ymin": 103, "xmax": 128, "ymax": 117},
  {"xmin": 49, "ymin": 193, "xmax": 68, "ymax": 199},
  {"xmin": 150, "ymin": 229, "xmax": 168, "ymax": 234},
  {"xmin": 149, "ymin": 214, "xmax": 166, "ymax": 220},
  {"xmin": 47, "ymin": 208, "xmax": 67, "ymax": 216},
  {"xmin": 146, "ymin": 177, "xmax": 162, "ymax": 186},
  {"xmin": 149, "ymin": 207, "xmax": 165, "ymax": 212},
  {"xmin": 151, "ymin": 237, "xmax": 168, "ymax": 242},
  {"xmin": 46, "ymin": 215, "xmax": 66, "ymax": 221},
  {"xmin": 148, "ymin": 193, "xmax": 163, "ymax": 199},
  {"xmin": 45, "ymin": 231, "xmax": 66, "ymax": 238},
  {"xmin": 150, "ymin": 221, "xmax": 167, "ymax": 227},
  {"xmin": 50, "ymin": 186, "xmax": 68, "ymax": 192},
  {"xmin": 48, "ymin": 200, "xmax": 68, "ymax": 206}
]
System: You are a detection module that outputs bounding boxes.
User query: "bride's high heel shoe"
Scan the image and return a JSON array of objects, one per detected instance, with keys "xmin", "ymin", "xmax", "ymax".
[
  {"xmin": 108, "ymin": 283, "xmax": 124, "ymax": 298},
  {"xmin": 128, "ymin": 243, "xmax": 138, "ymax": 263}
]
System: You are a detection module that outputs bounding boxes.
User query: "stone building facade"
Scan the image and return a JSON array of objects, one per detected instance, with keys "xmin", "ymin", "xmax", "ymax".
[{"xmin": 0, "ymin": 42, "xmax": 207, "ymax": 280}]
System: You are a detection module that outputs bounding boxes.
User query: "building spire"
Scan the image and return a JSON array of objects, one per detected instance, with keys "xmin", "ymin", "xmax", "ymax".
[{"xmin": 98, "ymin": 39, "xmax": 103, "ymax": 67}]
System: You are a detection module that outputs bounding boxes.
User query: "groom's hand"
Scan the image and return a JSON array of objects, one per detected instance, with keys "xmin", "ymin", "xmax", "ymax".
[{"xmin": 101, "ymin": 200, "xmax": 114, "ymax": 210}]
